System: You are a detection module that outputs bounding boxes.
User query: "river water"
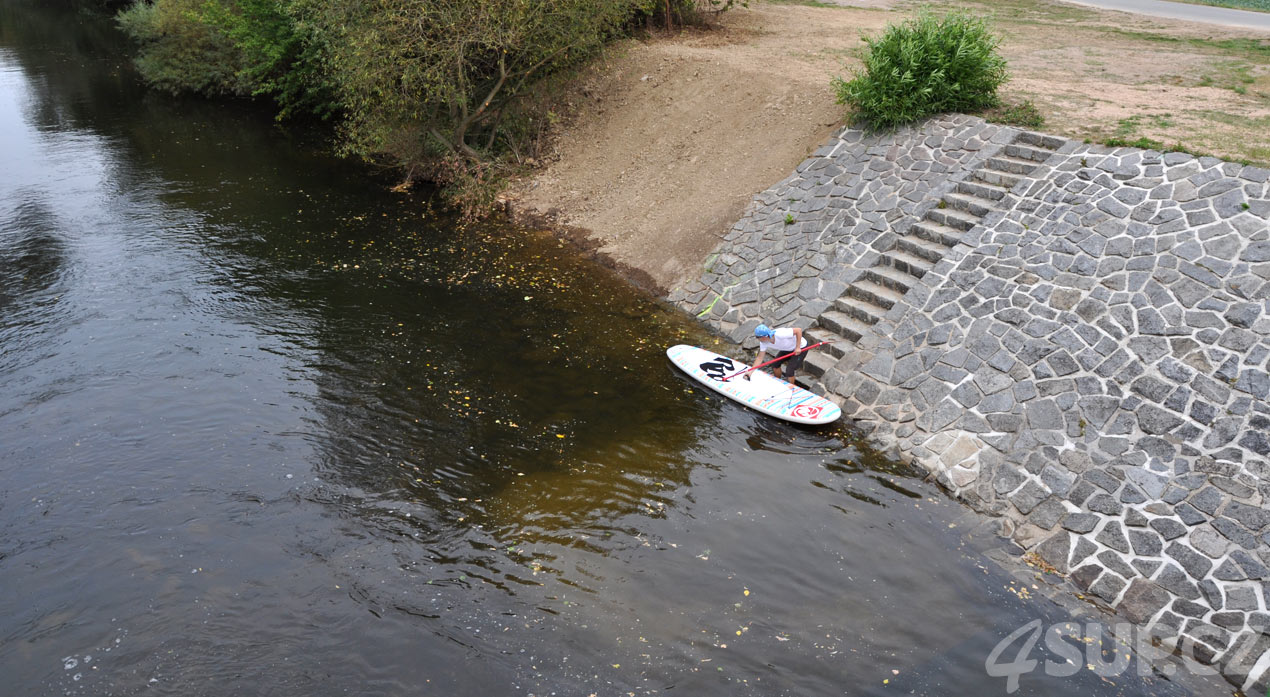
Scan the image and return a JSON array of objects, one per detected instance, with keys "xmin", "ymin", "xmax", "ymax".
[{"xmin": 0, "ymin": 4, "xmax": 1222, "ymax": 696}]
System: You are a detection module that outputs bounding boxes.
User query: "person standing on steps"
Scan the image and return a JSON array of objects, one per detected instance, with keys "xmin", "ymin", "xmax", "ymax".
[{"xmin": 746, "ymin": 324, "xmax": 807, "ymax": 385}]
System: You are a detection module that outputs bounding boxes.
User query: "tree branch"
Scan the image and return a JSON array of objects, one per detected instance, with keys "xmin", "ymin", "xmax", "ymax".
[{"xmin": 430, "ymin": 127, "xmax": 478, "ymax": 160}]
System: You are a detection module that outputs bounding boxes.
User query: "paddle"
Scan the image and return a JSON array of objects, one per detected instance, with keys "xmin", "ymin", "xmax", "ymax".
[{"xmin": 721, "ymin": 340, "xmax": 838, "ymax": 382}]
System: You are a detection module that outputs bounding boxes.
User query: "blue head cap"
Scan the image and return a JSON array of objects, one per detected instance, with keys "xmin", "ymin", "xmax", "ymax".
[{"xmin": 754, "ymin": 324, "xmax": 774, "ymax": 338}]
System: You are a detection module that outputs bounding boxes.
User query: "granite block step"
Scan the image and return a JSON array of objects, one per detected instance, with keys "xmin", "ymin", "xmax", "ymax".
[
  {"xmin": 878, "ymin": 247, "xmax": 935, "ymax": 277},
  {"xmin": 846, "ymin": 278, "xmax": 905, "ymax": 310},
  {"xmin": 832, "ymin": 295, "xmax": 885, "ymax": 325},
  {"xmin": 906, "ymin": 222, "xmax": 962, "ymax": 252},
  {"xmin": 864, "ymin": 264, "xmax": 917, "ymax": 294},
  {"xmin": 972, "ymin": 169, "xmax": 1023, "ymax": 190},
  {"xmin": 818, "ymin": 309, "xmax": 871, "ymax": 341},
  {"xmin": 956, "ymin": 179, "xmax": 1010, "ymax": 201},
  {"xmin": 805, "ymin": 326, "xmax": 850, "ymax": 358},
  {"xmin": 943, "ymin": 191, "xmax": 998, "ymax": 218},
  {"xmin": 1016, "ymin": 130, "xmax": 1067, "ymax": 151},
  {"xmin": 1005, "ymin": 142, "xmax": 1056, "ymax": 163},
  {"xmin": 985, "ymin": 154, "xmax": 1041, "ymax": 176},
  {"xmin": 924, "ymin": 207, "xmax": 981, "ymax": 233},
  {"xmin": 803, "ymin": 349, "xmax": 838, "ymax": 378}
]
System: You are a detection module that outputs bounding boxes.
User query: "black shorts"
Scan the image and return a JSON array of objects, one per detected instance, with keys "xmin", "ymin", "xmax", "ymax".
[{"xmin": 771, "ymin": 347, "xmax": 806, "ymax": 378}]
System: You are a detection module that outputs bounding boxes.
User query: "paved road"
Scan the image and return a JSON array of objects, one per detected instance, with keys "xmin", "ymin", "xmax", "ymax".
[{"xmin": 1059, "ymin": 0, "xmax": 1270, "ymax": 31}]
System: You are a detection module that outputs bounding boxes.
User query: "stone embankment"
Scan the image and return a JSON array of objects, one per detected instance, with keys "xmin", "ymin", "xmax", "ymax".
[{"xmin": 669, "ymin": 114, "xmax": 1270, "ymax": 691}]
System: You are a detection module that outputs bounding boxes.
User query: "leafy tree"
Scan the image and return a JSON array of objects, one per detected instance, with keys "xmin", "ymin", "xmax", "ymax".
[
  {"xmin": 199, "ymin": 0, "xmax": 337, "ymax": 118},
  {"xmin": 117, "ymin": 0, "xmax": 249, "ymax": 96},
  {"xmin": 118, "ymin": 0, "xmax": 336, "ymax": 117},
  {"xmin": 294, "ymin": 0, "xmax": 636, "ymax": 163}
]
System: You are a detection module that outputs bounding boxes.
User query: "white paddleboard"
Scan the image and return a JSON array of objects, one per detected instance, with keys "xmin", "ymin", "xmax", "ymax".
[{"xmin": 667, "ymin": 344, "xmax": 841, "ymax": 425}]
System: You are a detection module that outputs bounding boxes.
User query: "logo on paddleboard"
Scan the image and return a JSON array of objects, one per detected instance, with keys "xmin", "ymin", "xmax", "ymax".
[
  {"xmin": 790, "ymin": 404, "xmax": 823, "ymax": 419},
  {"xmin": 698, "ymin": 357, "xmax": 735, "ymax": 381}
]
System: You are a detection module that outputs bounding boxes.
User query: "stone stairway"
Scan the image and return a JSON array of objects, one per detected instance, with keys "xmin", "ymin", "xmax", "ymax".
[{"xmin": 802, "ymin": 131, "xmax": 1066, "ymax": 380}]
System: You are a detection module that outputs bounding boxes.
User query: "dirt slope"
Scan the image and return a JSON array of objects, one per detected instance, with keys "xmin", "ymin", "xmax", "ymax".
[
  {"xmin": 507, "ymin": 0, "xmax": 1270, "ymax": 291},
  {"xmin": 507, "ymin": 3, "xmax": 894, "ymax": 290}
]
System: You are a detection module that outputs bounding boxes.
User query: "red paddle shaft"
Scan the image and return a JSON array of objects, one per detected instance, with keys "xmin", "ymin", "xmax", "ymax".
[{"xmin": 721, "ymin": 340, "xmax": 836, "ymax": 382}]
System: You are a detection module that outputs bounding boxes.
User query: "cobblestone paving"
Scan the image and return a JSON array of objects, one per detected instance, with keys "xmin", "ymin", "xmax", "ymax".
[{"xmin": 669, "ymin": 114, "xmax": 1270, "ymax": 692}]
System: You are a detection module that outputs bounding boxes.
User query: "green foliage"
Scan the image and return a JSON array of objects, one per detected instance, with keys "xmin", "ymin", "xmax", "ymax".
[
  {"xmin": 116, "ymin": 0, "xmax": 747, "ymax": 216},
  {"xmin": 294, "ymin": 0, "xmax": 639, "ymax": 162},
  {"xmin": 118, "ymin": 0, "xmax": 337, "ymax": 117},
  {"xmin": 1102, "ymin": 135, "xmax": 1167, "ymax": 150},
  {"xmin": 833, "ymin": 10, "xmax": 1009, "ymax": 130},
  {"xmin": 198, "ymin": 0, "xmax": 338, "ymax": 118},
  {"xmin": 117, "ymin": 0, "xmax": 249, "ymax": 96}
]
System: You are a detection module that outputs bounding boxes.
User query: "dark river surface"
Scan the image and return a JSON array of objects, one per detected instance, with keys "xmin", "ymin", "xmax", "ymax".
[{"xmin": 0, "ymin": 4, "xmax": 1228, "ymax": 696}]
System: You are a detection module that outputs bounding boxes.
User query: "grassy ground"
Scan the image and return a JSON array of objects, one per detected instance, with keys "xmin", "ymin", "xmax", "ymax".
[
  {"xmin": 920, "ymin": 0, "xmax": 1270, "ymax": 165},
  {"xmin": 733, "ymin": 0, "xmax": 1270, "ymax": 163},
  {"xmin": 1169, "ymin": 0, "xmax": 1270, "ymax": 14}
]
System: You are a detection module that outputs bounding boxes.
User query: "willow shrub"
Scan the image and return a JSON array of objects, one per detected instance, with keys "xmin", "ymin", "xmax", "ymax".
[
  {"xmin": 117, "ymin": 0, "xmax": 337, "ymax": 118},
  {"xmin": 117, "ymin": 0, "xmax": 249, "ymax": 97},
  {"xmin": 833, "ymin": 11, "xmax": 1008, "ymax": 130}
]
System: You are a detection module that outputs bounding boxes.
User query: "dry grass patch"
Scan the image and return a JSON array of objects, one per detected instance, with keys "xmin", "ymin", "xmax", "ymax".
[{"xmin": 918, "ymin": 0, "xmax": 1270, "ymax": 163}]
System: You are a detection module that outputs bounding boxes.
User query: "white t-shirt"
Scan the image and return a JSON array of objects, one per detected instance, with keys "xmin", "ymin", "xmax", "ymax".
[{"xmin": 766, "ymin": 328, "xmax": 807, "ymax": 353}]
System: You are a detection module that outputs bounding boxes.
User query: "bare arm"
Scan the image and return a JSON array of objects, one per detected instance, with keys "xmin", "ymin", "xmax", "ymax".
[
  {"xmin": 746, "ymin": 349, "xmax": 767, "ymax": 380},
  {"xmin": 750, "ymin": 349, "xmax": 768, "ymax": 369}
]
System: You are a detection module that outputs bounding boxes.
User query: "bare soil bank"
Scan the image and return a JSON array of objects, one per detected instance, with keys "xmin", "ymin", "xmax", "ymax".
[{"xmin": 507, "ymin": 0, "xmax": 1270, "ymax": 291}]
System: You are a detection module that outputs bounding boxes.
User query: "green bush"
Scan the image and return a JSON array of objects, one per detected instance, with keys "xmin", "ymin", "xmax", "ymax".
[
  {"xmin": 295, "ymin": 0, "xmax": 638, "ymax": 164},
  {"xmin": 833, "ymin": 11, "xmax": 1008, "ymax": 129},
  {"xmin": 118, "ymin": 0, "xmax": 337, "ymax": 118},
  {"xmin": 198, "ymin": 0, "xmax": 338, "ymax": 119},
  {"xmin": 117, "ymin": 0, "xmax": 249, "ymax": 96}
]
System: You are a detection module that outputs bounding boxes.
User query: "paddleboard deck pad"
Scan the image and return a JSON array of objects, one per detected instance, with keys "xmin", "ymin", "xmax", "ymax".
[{"xmin": 667, "ymin": 344, "xmax": 841, "ymax": 425}]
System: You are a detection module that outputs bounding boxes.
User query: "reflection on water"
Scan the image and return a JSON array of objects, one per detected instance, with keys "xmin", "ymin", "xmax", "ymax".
[
  {"xmin": 0, "ymin": 200, "xmax": 66, "ymax": 337},
  {"xmin": 0, "ymin": 3, "xmax": 1220, "ymax": 696}
]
